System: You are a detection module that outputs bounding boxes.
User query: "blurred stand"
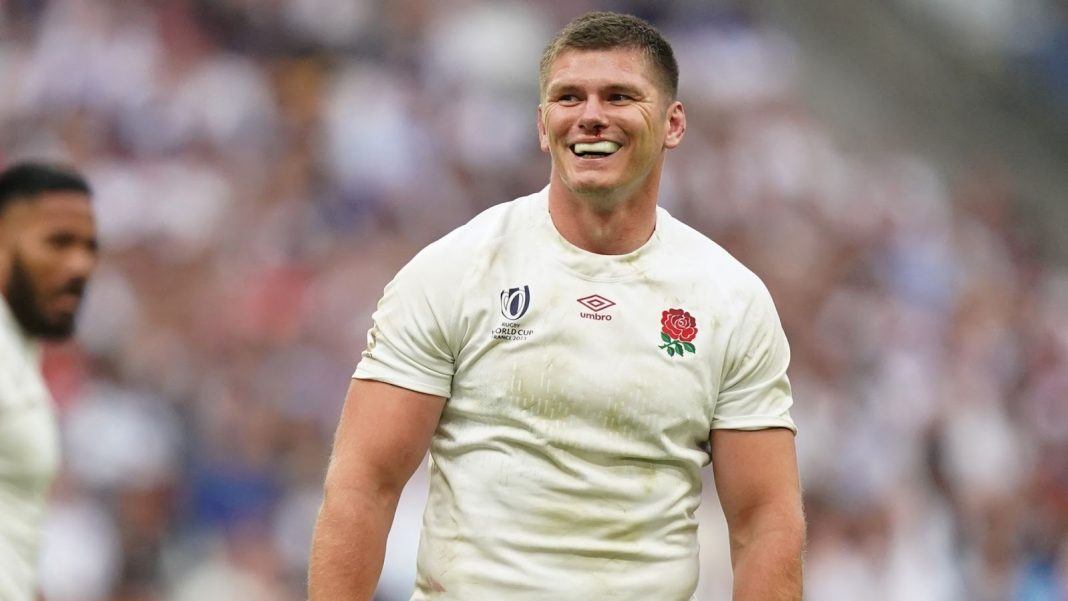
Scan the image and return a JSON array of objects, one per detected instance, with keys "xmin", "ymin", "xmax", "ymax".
[{"xmin": 0, "ymin": 1, "xmax": 1065, "ymax": 600}]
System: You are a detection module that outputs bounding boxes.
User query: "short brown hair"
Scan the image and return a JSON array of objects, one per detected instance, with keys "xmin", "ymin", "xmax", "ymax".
[{"xmin": 539, "ymin": 12, "xmax": 679, "ymax": 100}]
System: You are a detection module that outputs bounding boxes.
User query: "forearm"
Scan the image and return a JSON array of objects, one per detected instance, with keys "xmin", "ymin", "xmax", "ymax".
[
  {"xmin": 729, "ymin": 512, "xmax": 805, "ymax": 601},
  {"xmin": 308, "ymin": 483, "xmax": 400, "ymax": 601}
]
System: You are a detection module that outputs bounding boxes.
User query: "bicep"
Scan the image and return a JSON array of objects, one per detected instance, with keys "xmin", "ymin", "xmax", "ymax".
[
  {"xmin": 710, "ymin": 428, "xmax": 802, "ymax": 530},
  {"xmin": 324, "ymin": 378, "xmax": 446, "ymax": 496}
]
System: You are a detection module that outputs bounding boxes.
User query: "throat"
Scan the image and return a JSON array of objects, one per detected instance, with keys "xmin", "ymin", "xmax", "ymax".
[{"xmin": 548, "ymin": 194, "xmax": 656, "ymax": 255}]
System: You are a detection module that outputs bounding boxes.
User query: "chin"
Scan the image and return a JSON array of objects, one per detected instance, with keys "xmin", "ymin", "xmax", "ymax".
[
  {"xmin": 34, "ymin": 313, "xmax": 78, "ymax": 341},
  {"xmin": 565, "ymin": 175, "xmax": 621, "ymax": 195},
  {"xmin": 39, "ymin": 325, "xmax": 76, "ymax": 341},
  {"xmin": 570, "ymin": 183, "xmax": 611, "ymax": 196}
]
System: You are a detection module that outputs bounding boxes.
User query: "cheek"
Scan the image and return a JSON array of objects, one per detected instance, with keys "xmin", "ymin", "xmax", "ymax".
[
  {"xmin": 17, "ymin": 244, "xmax": 62, "ymax": 284},
  {"xmin": 633, "ymin": 116, "xmax": 665, "ymax": 149}
]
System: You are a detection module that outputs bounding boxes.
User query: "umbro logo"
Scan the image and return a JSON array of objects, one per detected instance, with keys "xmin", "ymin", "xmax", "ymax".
[
  {"xmin": 577, "ymin": 294, "xmax": 615, "ymax": 321},
  {"xmin": 577, "ymin": 294, "xmax": 615, "ymax": 312}
]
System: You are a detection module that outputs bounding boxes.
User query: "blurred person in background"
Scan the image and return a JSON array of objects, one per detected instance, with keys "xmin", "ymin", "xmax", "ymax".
[
  {"xmin": 309, "ymin": 11, "xmax": 803, "ymax": 601},
  {"xmin": 0, "ymin": 162, "xmax": 98, "ymax": 600}
]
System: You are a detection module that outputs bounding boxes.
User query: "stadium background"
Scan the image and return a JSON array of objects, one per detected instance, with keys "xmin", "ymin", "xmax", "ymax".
[{"xmin": 2, "ymin": 0, "xmax": 1067, "ymax": 599}]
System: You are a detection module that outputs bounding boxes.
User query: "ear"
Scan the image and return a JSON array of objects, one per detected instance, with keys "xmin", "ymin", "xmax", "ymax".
[
  {"xmin": 537, "ymin": 104, "xmax": 549, "ymax": 153},
  {"xmin": 663, "ymin": 100, "xmax": 686, "ymax": 150}
]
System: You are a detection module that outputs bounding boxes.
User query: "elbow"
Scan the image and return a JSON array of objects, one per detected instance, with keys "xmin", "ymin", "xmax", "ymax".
[
  {"xmin": 729, "ymin": 497, "xmax": 807, "ymax": 557},
  {"xmin": 319, "ymin": 462, "xmax": 405, "ymax": 517}
]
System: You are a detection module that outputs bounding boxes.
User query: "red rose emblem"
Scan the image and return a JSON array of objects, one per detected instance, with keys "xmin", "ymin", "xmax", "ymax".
[
  {"xmin": 659, "ymin": 308, "xmax": 698, "ymax": 358},
  {"xmin": 661, "ymin": 309, "xmax": 698, "ymax": 342}
]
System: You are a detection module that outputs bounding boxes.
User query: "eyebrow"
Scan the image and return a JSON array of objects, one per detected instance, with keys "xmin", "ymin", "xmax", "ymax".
[
  {"xmin": 546, "ymin": 82, "xmax": 647, "ymax": 98},
  {"xmin": 605, "ymin": 83, "xmax": 644, "ymax": 96}
]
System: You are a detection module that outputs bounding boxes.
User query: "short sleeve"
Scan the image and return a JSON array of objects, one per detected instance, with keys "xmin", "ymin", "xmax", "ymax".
[
  {"xmin": 353, "ymin": 248, "xmax": 457, "ymax": 399},
  {"xmin": 711, "ymin": 281, "xmax": 796, "ymax": 433}
]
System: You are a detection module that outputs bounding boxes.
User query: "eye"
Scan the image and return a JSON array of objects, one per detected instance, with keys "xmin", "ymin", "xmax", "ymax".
[
  {"xmin": 556, "ymin": 94, "xmax": 580, "ymax": 106},
  {"xmin": 47, "ymin": 232, "xmax": 77, "ymax": 250},
  {"xmin": 608, "ymin": 93, "xmax": 633, "ymax": 104},
  {"xmin": 46, "ymin": 231, "xmax": 97, "ymax": 255}
]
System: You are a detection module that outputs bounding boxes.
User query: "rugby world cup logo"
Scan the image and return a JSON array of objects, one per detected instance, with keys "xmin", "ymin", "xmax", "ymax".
[{"xmin": 501, "ymin": 285, "xmax": 532, "ymax": 320}]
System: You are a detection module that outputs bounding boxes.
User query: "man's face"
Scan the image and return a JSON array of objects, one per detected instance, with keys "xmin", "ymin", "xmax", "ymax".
[
  {"xmin": 1, "ymin": 192, "xmax": 98, "ymax": 340},
  {"xmin": 538, "ymin": 47, "xmax": 685, "ymax": 202}
]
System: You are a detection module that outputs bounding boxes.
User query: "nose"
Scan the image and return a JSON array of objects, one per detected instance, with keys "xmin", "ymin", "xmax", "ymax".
[
  {"xmin": 66, "ymin": 243, "xmax": 98, "ymax": 280},
  {"xmin": 577, "ymin": 96, "xmax": 608, "ymax": 132}
]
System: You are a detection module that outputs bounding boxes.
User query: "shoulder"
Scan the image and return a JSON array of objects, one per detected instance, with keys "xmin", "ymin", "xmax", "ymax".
[
  {"xmin": 657, "ymin": 208, "xmax": 769, "ymax": 299},
  {"xmin": 437, "ymin": 191, "xmax": 540, "ymax": 251},
  {"xmin": 394, "ymin": 191, "xmax": 542, "ymax": 285},
  {"xmin": 0, "ymin": 302, "xmax": 30, "ymax": 359}
]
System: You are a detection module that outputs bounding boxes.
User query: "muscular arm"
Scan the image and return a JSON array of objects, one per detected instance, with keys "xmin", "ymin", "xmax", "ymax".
[
  {"xmin": 308, "ymin": 378, "xmax": 445, "ymax": 601},
  {"xmin": 711, "ymin": 428, "xmax": 805, "ymax": 601}
]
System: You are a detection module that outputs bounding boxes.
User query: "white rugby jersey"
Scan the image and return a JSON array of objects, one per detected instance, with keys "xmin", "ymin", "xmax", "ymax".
[
  {"xmin": 355, "ymin": 187, "xmax": 795, "ymax": 600},
  {"xmin": 0, "ymin": 297, "xmax": 60, "ymax": 601}
]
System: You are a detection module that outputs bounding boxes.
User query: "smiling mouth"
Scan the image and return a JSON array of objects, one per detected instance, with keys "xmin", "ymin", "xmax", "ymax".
[{"xmin": 570, "ymin": 141, "xmax": 621, "ymax": 158}]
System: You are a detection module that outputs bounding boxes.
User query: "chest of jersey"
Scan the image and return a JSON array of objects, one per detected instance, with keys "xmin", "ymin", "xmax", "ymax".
[{"xmin": 448, "ymin": 263, "xmax": 724, "ymax": 458}]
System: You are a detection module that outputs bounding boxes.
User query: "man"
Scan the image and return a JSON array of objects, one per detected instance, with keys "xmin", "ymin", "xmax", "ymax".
[
  {"xmin": 310, "ymin": 11, "xmax": 804, "ymax": 601},
  {"xmin": 0, "ymin": 162, "xmax": 98, "ymax": 600}
]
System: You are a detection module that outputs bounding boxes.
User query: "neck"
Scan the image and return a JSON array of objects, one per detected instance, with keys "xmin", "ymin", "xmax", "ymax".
[{"xmin": 547, "ymin": 177, "xmax": 660, "ymax": 255}]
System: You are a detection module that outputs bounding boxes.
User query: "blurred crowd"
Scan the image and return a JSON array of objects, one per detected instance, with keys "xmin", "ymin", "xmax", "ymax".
[
  {"xmin": 1, "ymin": 1, "xmax": 1066, "ymax": 600},
  {"xmin": 892, "ymin": 0, "xmax": 1068, "ymax": 116}
]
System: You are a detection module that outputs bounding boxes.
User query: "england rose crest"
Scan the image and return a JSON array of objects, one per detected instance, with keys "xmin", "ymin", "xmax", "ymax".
[{"xmin": 659, "ymin": 308, "xmax": 697, "ymax": 357}]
